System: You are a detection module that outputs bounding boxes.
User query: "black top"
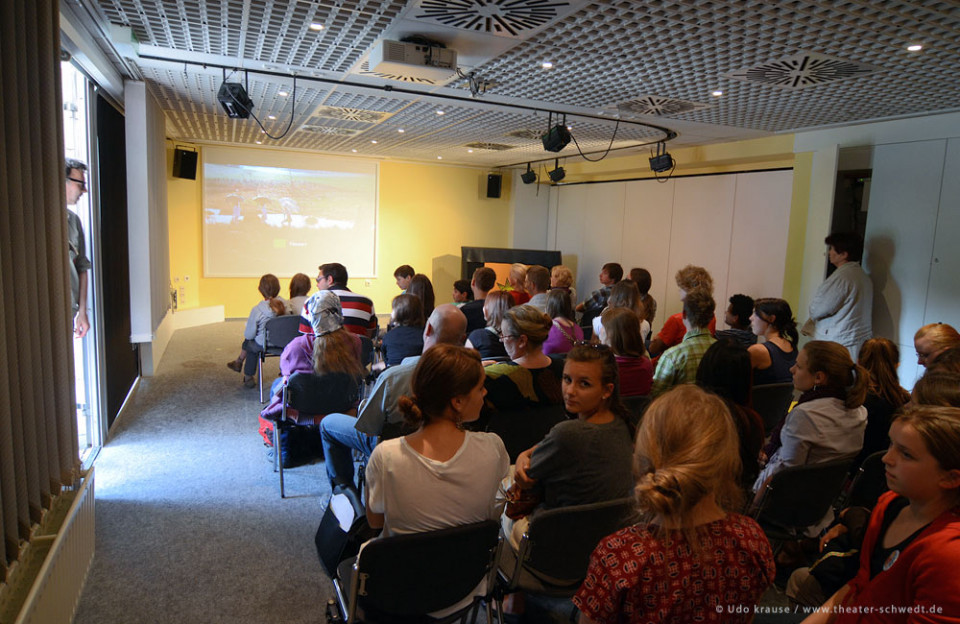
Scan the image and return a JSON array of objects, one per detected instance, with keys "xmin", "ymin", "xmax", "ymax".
[
  {"xmin": 753, "ymin": 340, "xmax": 797, "ymax": 385},
  {"xmin": 870, "ymin": 496, "xmax": 929, "ymax": 580},
  {"xmin": 461, "ymin": 299, "xmax": 486, "ymax": 334},
  {"xmin": 468, "ymin": 327, "xmax": 508, "ymax": 360},
  {"xmin": 380, "ymin": 325, "xmax": 424, "ymax": 367},
  {"xmin": 854, "ymin": 392, "xmax": 898, "ymax": 470}
]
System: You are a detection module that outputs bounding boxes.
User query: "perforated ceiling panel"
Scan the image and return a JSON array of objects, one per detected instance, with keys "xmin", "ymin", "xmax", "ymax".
[{"xmin": 91, "ymin": 0, "xmax": 960, "ymax": 166}]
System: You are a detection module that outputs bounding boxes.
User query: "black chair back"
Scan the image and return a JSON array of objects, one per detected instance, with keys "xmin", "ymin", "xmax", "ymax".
[
  {"xmin": 521, "ymin": 497, "xmax": 635, "ymax": 584},
  {"xmin": 264, "ymin": 314, "xmax": 303, "ymax": 355},
  {"xmin": 340, "ymin": 520, "xmax": 499, "ymax": 619},
  {"xmin": 358, "ymin": 335, "xmax": 374, "ymax": 368},
  {"xmin": 621, "ymin": 395, "xmax": 650, "ymax": 431},
  {"xmin": 845, "ymin": 450, "xmax": 888, "ymax": 510},
  {"xmin": 753, "ymin": 457, "xmax": 852, "ymax": 532},
  {"xmin": 286, "ymin": 372, "xmax": 361, "ymax": 415},
  {"xmin": 485, "ymin": 404, "xmax": 568, "ymax": 463},
  {"xmin": 752, "ymin": 382, "xmax": 795, "ymax": 435}
]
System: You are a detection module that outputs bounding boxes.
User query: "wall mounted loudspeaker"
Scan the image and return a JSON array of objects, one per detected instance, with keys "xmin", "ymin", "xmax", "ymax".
[
  {"xmin": 486, "ymin": 173, "xmax": 502, "ymax": 198},
  {"xmin": 172, "ymin": 149, "xmax": 198, "ymax": 180}
]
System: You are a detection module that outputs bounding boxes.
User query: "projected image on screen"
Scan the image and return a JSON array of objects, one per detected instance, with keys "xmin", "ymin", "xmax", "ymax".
[{"xmin": 202, "ymin": 147, "xmax": 377, "ymax": 278}]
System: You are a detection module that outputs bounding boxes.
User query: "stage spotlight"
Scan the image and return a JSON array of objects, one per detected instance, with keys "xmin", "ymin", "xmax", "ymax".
[
  {"xmin": 541, "ymin": 124, "xmax": 571, "ymax": 152},
  {"xmin": 521, "ymin": 163, "xmax": 537, "ymax": 184},
  {"xmin": 218, "ymin": 82, "xmax": 254, "ymax": 118},
  {"xmin": 548, "ymin": 159, "xmax": 565, "ymax": 183},
  {"xmin": 649, "ymin": 141, "xmax": 674, "ymax": 173}
]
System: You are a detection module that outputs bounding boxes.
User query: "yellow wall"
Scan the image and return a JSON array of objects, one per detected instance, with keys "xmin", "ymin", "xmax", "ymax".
[{"xmin": 167, "ymin": 148, "xmax": 512, "ymax": 318}]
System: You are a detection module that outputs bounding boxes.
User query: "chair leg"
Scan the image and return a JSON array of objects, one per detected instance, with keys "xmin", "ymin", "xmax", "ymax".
[
  {"xmin": 259, "ymin": 356, "xmax": 265, "ymax": 403},
  {"xmin": 275, "ymin": 421, "xmax": 285, "ymax": 498}
]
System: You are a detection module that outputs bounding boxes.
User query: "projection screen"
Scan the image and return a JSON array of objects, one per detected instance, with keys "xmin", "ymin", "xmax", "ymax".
[{"xmin": 201, "ymin": 146, "xmax": 378, "ymax": 278}]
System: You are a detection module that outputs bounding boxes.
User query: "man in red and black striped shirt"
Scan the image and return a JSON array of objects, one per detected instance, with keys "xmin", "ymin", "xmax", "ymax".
[{"xmin": 299, "ymin": 262, "xmax": 378, "ymax": 338}]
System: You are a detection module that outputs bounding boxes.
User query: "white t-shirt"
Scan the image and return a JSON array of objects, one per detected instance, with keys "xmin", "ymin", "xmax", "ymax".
[
  {"xmin": 366, "ymin": 431, "xmax": 509, "ymax": 617},
  {"xmin": 594, "ymin": 312, "xmax": 650, "ymax": 344}
]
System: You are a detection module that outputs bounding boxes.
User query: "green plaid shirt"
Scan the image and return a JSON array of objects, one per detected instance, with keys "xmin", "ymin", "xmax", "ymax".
[{"xmin": 651, "ymin": 328, "xmax": 716, "ymax": 396}]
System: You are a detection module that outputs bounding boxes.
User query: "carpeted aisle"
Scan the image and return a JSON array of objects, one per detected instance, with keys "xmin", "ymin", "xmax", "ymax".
[{"xmin": 74, "ymin": 320, "xmax": 334, "ymax": 624}]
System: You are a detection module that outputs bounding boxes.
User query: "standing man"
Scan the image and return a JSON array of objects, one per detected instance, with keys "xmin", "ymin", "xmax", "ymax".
[
  {"xmin": 299, "ymin": 262, "xmax": 378, "ymax": 338},
  {"xmin": 807, "ymin": 232, "xmax": 873, "ymax": 360},
  {"xmin": 66, "ymin": 158, "xmax": 91, "ymax": 338}
]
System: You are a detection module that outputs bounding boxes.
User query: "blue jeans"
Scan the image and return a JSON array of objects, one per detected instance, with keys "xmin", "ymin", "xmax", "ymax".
[{"xmin": 319, "ymin": 413, "xmax": 378, "ymax": 488}]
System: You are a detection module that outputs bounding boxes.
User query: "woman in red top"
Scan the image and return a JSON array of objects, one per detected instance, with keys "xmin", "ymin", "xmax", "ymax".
[
  {"xmin": 801, "ymin": 404, "xmax": 960, "ymax": 624},
  {"xmin": 647, "ymin": 265, "xmax": 717, "ymax": 358}
]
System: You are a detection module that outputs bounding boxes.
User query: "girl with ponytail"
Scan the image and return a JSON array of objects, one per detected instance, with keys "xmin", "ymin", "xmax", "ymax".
[
  {"xmin": 364, "ymin": 345, "xmax": 509, "ymax": 615},
  {"xmin": 754, "ymin": 341, "xmax": 869, "ymax": 502},
  {"xmin": 748, "ymin": 297, "xmax": 799, "ymax": 385},
  {"xmin": 573, "ymin": 385, "xmax": 775, "ymax": 624}
]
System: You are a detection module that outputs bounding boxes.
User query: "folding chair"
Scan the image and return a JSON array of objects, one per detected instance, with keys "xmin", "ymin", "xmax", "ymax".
[
  {"xmin": 752, "ymin": 457, "xmax": 853, "ymax": 551},
  {"xmin": 275, "ymin": 371, "xmax": 361, "ymax": 497},
  {"xmin": 332, "ymin": 520, "xmax": 501, "ymax": 624},
  {"xmin": 838, "ymin": 450, "xmax": 888, "ymax": 511},
  {"xmin": 258, "ymin": 314, "xmax": 303, "ymax": 403},
  {"xmin": 484, "ymin": 404, "xmax": 568, "ymax": 463},
  {"xmin": 493, "ymin": 497, "xmax": 635, "ymax": 622},
  {"xmin": 752, "ymin": 382, "xmax": 796, "ymax": 436}
]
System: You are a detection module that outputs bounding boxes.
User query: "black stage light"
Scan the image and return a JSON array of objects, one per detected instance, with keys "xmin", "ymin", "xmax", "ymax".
[
  {"xmin": 218, "ymin": 82, "xmax": 254, "ymax": 119},
  {"xmin": 541, "ymin": 124, "xmax": 571, "ymax": 152},
  {"xmin": 521, "ymin": 163, "xmax": 537, "ymax": 184},
  {"xmin": 548, "ymin": 159, "xmax": 565, "ymax": 183},
  {"xmin": 649, "ymin": 141, "xmax": 674, "ymax": 173}
]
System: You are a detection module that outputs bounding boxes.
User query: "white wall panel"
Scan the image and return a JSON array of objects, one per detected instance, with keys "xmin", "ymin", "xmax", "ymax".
[
  {"xmin": 577, "ymin": 183, "xmax": 626, "ymax": 298},
  {"xmin": 621, "ymin": 179, "xmax": 675, "ymax": 329},
  {"xmin": 925, "ymin": 138, "xmax": 960, "ymax": 331}
]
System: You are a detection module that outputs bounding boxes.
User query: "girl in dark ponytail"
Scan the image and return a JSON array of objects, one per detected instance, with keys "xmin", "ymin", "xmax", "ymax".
[{"xmin": 749, "ymin": 297, "xmax": 799, "ymax": 385}]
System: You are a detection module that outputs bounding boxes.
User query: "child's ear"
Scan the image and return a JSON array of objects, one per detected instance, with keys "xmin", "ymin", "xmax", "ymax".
[{"xmin": 939, "ymin": 468, "xmax": 960, "ymax": 490}]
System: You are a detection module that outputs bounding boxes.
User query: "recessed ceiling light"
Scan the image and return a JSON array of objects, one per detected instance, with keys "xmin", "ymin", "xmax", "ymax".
[
  {"xmin": 542, "ymin": 61, "xmax": 553, "ymax": 69},
  {"xmin": 260, "ymin": 130, "xmax": 265, "ymax": 134},
  {"xmin": 370, "ymin": 140, "xmax": 377, "ymax": 144},
  {"xmin": 436, "ymin": 110, "xmax": 445, "ymax": 115},
  {"xmin": 309, "ymin": 23, "xmax": 324, "ymax": 31},
  {"xmin": 468, "ymin": 149, "xmax": 474, "ymax": 153},
  {"xmin": 352, "ymin": 149, "xmax": 358, "ymax": 153},
  {"xmin": 256, "ymin": 140, "xmax": 262, "ymax": 144},
  {"xmin": 397, "ymin": 128, "xmax": 405, "ymax": 133},
  {"xmin": 437, "ymin": 156, "xmax": 442, "ymax": 160},
  {"xmin": 711, "ymin": 90, "xmax": 723, "ymax": 97},
  {"xmin": 278, "ymin": 90, "xmax": 289, "ymax": 97},
  {"xmin": 907, "ymin": 44, "xmax": 923, "ymax": 52},
  {"xmin": 268, "ymin": 115, "xmax": 276, "ymax": 120},
  {"xmin": 566, "ymin": 125, "xmax": 572, "ymax": 130}
]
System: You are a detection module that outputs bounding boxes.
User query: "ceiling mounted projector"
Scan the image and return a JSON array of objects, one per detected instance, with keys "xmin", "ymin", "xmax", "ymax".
[
  {"xmin": 368, "ymin": 39, "xmax": 457, "ymax": 82},
  {"xmin": 218, "ymin": 82, "xmax": 254, "ymax": 119},
  {"xmin": 541, "ymin": 124, "xmax": 571, "ymax": 152}
]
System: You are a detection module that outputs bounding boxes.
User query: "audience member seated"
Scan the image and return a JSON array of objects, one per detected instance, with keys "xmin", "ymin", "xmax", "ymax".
[
  {"xmin": 524, "ymin": 265, "xmax": 551, "ymax": 312},
  {"xmin": 716, "ymin": 293, "xmax": 757, "ymax": 348},
  {"xmin": 576, "ymin": 262, "xmax": 622, "ymax": 326},
  {"xmin": 542, "ymin": 289, "xmax": 583, "ymax": 356},
  {"xmin": 911, "ymin": 371, "xmax": 960, "ymax": 407},
  {"xmin": 650, "ymin": 291, "xmax": 717, "ymax": 396},
  {"xmin": 227, "ymin": 273, "xmax": 287, "ymax": 388},
  {"xmin": 504, "ymin": 263, "xmax": 530, "ymax": 306},
  {"xmin": 648, "ymin": 265, "xmax": 717, "ymax": 358},
  {"xmin": 482, "ymin": 305, "xmax": 565, "ymax": 417},
  {"xmin": 550, "ymin": 264, "xmax": 577, "ymax": 310},
  {"xmin": 599, "ymin": 307, "xmax": 652, "ymax": 397},
  {"xmin": 748, "ymin": 297, "xmax": 799, "ymax": 384},
  {"xmin": 591, "ymin": 280, "xmax": 650, "ymax": 344},
  {"xmin": 285, "ymin": 272, "xmax": 311, "ymax": 315},
  {"xmin": 798, "ymin": 405, "xmax": 960, "ymax": 624},
  {"xmin": 914, "ymin": 322, "xmax": 960, "ymax": 369},
  {"xmin": 318, "ymin": 305, "xmax": 467, "ymax": 491},
  {"xmin": 854, "ymin": 338, "xmax": 911, "ymax": 467},
  {"xmin": 573, "ymin": 384, "xmax": 775, "ymax": 624},
  {"xmin": 365, "ymin": 344, "xmax": 509, "ymax": 618},
  {"xmin": 461, "ymin": 266, "xmax": 496, "ymax": 333},
  {"xmin": 696, "ymin": 340, "xmax": 765, "ymax": 490},
  {"xmin": 926, "ymin": 346, "xmax": 960, "ymax": 375},
  {"xmin": 300, "ymin": 262, "xmax": 377, "ymax": 338},
  {"xmin": 406, "ymin": 273, "xmax": 435, "ymax": 319},
  {"xmin": 503, "ymin": 344, "xmax": 634, "ymax": 549},
  {"xmin": 393, "ymin": 264, "xmax": 414, "ymax": 292},
  {"xmin": 380, "ymin": 294, "xmax": 425, "ymax": 367},
  {"xmin": 465, "ymin": 290, "xmax": 513, "ymax": 360},
  {"xmin": 629, "ymin": 267, "xmax": 657, "ymax": 327},
  {"xmin": 754, "ymin": 341, "xmax": 868, "ymax": 511},
  {"xmin": 258, "ymin": 291, "xmax": 363, "ymax": 464},
  {"xmin": 452, "ymin": 279, "xmax": 472, "ymax": 305}
]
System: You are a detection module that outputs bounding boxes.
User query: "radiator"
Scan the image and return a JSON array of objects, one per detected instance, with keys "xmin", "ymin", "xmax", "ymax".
[{"xmin": 6, "ymin": 467, "xmax": 96, "ymax": 624}]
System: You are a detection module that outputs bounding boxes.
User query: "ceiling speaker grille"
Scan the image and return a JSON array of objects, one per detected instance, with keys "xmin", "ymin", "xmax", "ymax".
[
  {"xmin": 724, "ymin": 52, "xmax": 880, "ymax": 90},
  {"xmin": 415, "ymin": 0, "xmax": 573, "ymax": 37},
  {"xmin": 617, "ymin": 96, "xmax": 710, "ymax": 116}
]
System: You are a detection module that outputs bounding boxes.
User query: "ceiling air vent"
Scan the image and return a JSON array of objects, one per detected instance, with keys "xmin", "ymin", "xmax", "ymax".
[
  {"xmin": 506, "ymin": 129, "xmax": 543, "ymax": 140},
  {"xmin": 724, "ymin": 52, "xmax": 880, "ymax": 90},
  {"xmin": 415, "ymin": 0, "xmax": 579, "ymax": 37},
  {"xmin": 617, "ymin": 96, "xmax": 710, "ymax": 116},
  {"xmin": 358, "ymin": 61, "xmax": 441, "ymax": 85},
  {"xmin": 463, "ymin": 142, "xmax": 514, "ymax": 151},
  {"xmin": 299, "ymin": 126, "xmax": 363, "ymax": 137},
  {"xmin": 309, "ymin": 105, "xmax": 393, "ymax": 123}
]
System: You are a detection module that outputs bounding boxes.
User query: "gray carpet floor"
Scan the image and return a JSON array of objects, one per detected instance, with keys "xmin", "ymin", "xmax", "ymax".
[{"xmin": 74, "ymin": 320, "xmax": 335, "ymax": 624}]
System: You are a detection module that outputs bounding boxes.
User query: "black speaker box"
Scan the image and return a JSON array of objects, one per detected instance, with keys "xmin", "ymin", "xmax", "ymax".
[
  {"xmin": 173, "ymin": 149, "xmax": 198, "ymax": 180},
  {"xmin": 486, "ymin": 173, "xmax": 502, "ymax": 198}
]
